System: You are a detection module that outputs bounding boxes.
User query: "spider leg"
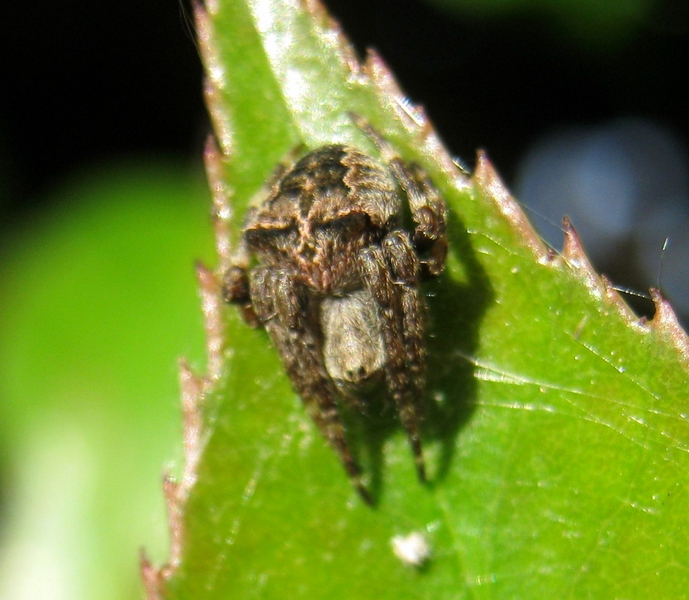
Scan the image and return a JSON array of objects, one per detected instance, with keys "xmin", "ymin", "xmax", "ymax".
[
  {"xmin": 222, "ymin": 239, "xmax": 258, "ymax": 326},
  {"xmin": 219, "ymin": 146, "xmax": 304, "ymax": 326},
  {"xmin": 352, "ymin": 114, "xmax": 448, "ymax": 278},
  {"xmin": 382, "ymin": 231, "xmax": 426, "ymax": 400},
  {"xmin": 358, "ymin": 234, "xmax": 427, "ymax": 481},
  {"xmin": 249, "ymin": 266, "xmax": 372, "ymax": 503}
]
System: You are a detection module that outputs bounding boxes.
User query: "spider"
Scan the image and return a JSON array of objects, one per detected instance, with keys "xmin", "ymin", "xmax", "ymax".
[{"xmin": 222, "ymin": 116, "xmax": 447, "ymax": 502}]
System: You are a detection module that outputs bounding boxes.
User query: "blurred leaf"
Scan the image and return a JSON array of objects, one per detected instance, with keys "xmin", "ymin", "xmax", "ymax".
[
  {"xmin": 426, "ymin": 0, "xmax": 656, "ymax": 50},
  {"xmin": 155, "ymin": 0, "xmax": 689, "ymax": 598},
  {"xmin": 0, "ymin": 160, "xmax": 213, "ymax": 600}
]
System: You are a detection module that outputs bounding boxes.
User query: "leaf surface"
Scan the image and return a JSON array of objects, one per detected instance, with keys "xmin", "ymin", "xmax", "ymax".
[{"xmin": 156, "ymin": 1, "xmax": 689, "ymax": 597}]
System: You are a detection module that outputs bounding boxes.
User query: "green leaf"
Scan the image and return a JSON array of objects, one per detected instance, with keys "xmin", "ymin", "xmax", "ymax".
[{"xmin": 149, "ymin": 0, "xmax": 689, "ymax": 598}]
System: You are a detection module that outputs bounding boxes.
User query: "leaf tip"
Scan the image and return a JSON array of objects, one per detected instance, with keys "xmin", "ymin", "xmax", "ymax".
[
  {"xmin": 650, "ymin": 288, "xmax": 689, "ymax": 363},
  {"xmin": 561, "ymin": 216, "xmax": 604, "ymax": 291},
  {"xmin": 140, "ymin": 549, "xmax": 165, "ymax": 600},
  {"xmin": 562, "ymin": 218, "xmax": 650, "ymax": 325},
  {"xmin": 474, "ymin": 152, "xmax": 549, "ymax": 260},
  {"xmin": 199, "ymin": 0, "xmax": 219, "ymax": 17},
  {"xmin": 303, "ymin": 0, "xmax": 362, "ymax": 79}
]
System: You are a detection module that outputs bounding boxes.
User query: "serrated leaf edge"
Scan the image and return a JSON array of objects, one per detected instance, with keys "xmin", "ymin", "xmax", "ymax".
[{"xmin": 140, "ymin": 264, "xmax": 225, "ymax": 597}]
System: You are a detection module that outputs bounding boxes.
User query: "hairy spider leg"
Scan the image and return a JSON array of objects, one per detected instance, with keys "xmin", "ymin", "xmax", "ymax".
[
  {"xmin": 352, "ymin": 114, "xmax": 448, "ymax": 278},
  {"xmin": 358, "ymin": 237, "xmax": 426, "ymax": 482},
  {"xmin": 249, "ymin": 266, "xmax": 373, "ymax": 504}
]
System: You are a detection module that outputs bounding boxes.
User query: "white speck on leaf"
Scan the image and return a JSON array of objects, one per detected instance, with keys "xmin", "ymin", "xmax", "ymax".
[{"xmin": 391, "ymin": 532, "xmax": 431, "ymax": 567}]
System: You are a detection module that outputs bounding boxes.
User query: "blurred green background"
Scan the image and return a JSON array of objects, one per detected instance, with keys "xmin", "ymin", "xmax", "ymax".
[
  {"xmin": 0, "ymin": 162, "xmax": 213, "ymax": 599},
  {"xmin": 1, "ymin": 0, "xmax": 688, "ymax": 598}
]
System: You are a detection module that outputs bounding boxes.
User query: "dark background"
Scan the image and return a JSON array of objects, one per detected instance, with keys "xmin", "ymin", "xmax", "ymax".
[{"xmin": 2, "ymin": 0, "xmax": 688, "ymax": 313}]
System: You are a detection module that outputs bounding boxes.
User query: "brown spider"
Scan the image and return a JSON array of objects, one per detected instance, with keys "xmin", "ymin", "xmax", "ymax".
[{"xmin": 221, "ymin": 116, "xmax": 447, "ymax": 502}]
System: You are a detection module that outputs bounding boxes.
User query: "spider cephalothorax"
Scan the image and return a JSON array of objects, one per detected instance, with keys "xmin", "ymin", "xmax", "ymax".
[{"xmin": 223, "ymin": 119, "xmax": 447, "ymax": 502}]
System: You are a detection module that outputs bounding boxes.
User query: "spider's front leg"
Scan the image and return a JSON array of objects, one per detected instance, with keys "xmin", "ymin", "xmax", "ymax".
[
  {"xmin": 249, "ymin": 267, "xmax": 372, "ymax": 503},
  {"xmin": 358, "ymin": 232, "xmax": 427, "ymax": 481},
  {"xmin": 223, "ymin": 248, "xmax": 259, "ymax": 327},
  {"xmin": 353, "ymin": 115, "xmax": 448, "ymax": 278},
  {"xmin": 395, "ymin": 159, "xmax": 448, "ymax": 278}
]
